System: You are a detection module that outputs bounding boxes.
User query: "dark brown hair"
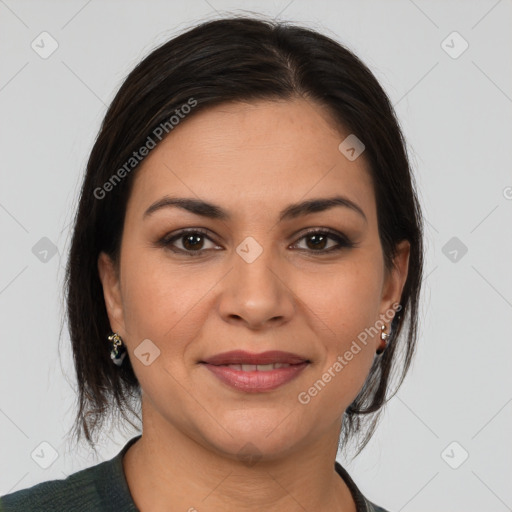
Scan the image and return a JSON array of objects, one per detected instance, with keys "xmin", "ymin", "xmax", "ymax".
[{"xmin": 65, "ymin": 15, "xmax": 423, "ymax": 455}]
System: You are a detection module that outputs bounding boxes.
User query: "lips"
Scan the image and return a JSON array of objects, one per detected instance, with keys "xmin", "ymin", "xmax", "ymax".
[
  {"xmin": 200, "ymin": 350, "xmax": 310, "ymax": 392},
  {"xmin": 201, "ymin": 350, "xmax": 309, "ymax": 366}
]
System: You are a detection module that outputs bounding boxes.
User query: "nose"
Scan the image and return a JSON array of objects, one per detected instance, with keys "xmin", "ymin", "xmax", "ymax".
[{"xmin": 217, "ymin": 241, "xmax": 295, "ymax": 330}]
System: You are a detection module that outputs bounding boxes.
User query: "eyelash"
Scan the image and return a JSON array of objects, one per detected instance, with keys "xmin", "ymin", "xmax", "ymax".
[{"xmin": 156, "ymin": 227, "xmax": 356, "ymax": 257}]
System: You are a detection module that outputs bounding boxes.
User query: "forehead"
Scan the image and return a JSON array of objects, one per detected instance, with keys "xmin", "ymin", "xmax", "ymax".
[{"xmin": 126, "ymin": 98, "xmax": 375, "ymax": 224}]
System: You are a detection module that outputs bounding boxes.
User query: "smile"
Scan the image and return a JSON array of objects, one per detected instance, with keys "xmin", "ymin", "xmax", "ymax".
[
  {"xmin": 218, "ymin": 363, "xmax": 292, "ymax": 371},
  {"xmin": 202, "ymin": 362, "xmax": 309, "ymax": 392}
]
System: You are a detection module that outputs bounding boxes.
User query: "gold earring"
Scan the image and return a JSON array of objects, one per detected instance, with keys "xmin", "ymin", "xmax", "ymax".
[
  {"xmin": 108, "ymin": 332, "xmax": 127, "ymax": 366},
  {"xmin": 376, "ymin": 325, "xmax": 389, "ymax": 355}
]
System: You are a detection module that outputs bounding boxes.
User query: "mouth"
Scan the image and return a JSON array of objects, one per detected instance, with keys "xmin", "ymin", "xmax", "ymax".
[
  {"xmin": 200, "ymin": 350, "xmax": 310, "ymax": 366},
  {"xmin": 199, "ymin": 350, "xmax": 310, "ymax": 392},
  {"xmin": 208, "ymin": 362, "xmax": 295, "ymax": 371}
]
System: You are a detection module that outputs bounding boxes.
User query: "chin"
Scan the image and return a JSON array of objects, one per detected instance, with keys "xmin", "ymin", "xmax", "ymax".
[{"xmin": 201, "ymin": 410, "xmax": 308, "ymax": 462}]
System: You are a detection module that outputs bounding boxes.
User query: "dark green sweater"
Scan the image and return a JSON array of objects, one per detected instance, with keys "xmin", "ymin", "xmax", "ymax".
[{"xmin": 0, "ymin": 435, "xmax": 389, "ymax": 511}]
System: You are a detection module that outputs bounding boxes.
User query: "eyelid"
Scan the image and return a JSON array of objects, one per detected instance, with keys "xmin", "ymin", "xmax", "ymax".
[
  {"xmin": 157, "ymin": 226, "xmax": 356, "ymax": 255},
  {"xmin": 290, "ymin": 227, "xmax": 356, "ymax": 251},
  {"xmin": 158, "ymin": 227, "xmax": 220, "ymax": 249},
  {"xmin": 292, "ymin": 226, "xmax": 351, "ymax": 241}
]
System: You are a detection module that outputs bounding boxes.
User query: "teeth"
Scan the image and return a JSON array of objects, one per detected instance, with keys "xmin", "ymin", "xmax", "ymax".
[{"xmin": 224, "ymin": 363, "xmax": 292, "ymax": 371}]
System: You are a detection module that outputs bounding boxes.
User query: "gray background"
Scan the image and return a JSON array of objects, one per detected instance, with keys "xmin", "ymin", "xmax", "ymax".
[{"xmin": 1, "ymin": 0, "xmax": 511, "ymax": 510}]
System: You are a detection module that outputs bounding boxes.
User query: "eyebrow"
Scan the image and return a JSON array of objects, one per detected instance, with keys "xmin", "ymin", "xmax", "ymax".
[{"xmin": 143, "ymin": 195, "xmax": 367, "ymax": 223}]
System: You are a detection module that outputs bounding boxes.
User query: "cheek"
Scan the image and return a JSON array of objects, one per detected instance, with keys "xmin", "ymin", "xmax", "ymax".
[
  {"xmin": 119, "ymin": 259, "xmax": 204, "ymax": 399},
  {"xmin": 122, "ymin": 250, "xmax": 195, "ymax": 351},
  {"xmin": 120, "ymin": 246, "xmax": 202, "ymax": 336},
  {"xmin": 296, "ymin": 257, "xmax": 382, "ymax": 409},
  {"xmin": 302, "ymin": 255, "xmax": 383, "ymax": 344}
]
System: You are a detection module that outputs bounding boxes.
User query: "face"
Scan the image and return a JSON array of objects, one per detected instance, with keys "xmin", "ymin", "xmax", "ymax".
[{"xmin": 98, "ymin": 98, "xmax": 409, "ymax": 460}]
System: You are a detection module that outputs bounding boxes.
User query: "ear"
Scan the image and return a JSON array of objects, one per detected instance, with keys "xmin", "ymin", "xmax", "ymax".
[
  {"xmin": 379, "ymin": 240, "xmax": 410, "ymax": 322},
  {"xmin": 97, "ymin": 251, "xmax": 126, "ymax": 335}
]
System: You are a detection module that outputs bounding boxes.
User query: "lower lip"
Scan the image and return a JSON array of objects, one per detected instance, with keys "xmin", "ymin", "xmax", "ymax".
[{"xmin": 202, "ymin": 362, "xmax": 309, "ymax": 392}]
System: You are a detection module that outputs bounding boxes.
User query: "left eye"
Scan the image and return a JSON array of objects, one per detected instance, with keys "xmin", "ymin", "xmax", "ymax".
[{"xmin": 292, "ymin": 230, "xmax": 352, "ymax": 252}]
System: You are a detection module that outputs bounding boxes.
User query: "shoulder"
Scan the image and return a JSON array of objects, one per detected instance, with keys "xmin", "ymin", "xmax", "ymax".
[
  {"xmin": 368, "ymin": 504, "xmax": 391, "ymax": 512},
  {"xmin": 0, "ymin": 435, "xmax": 141, "ymax": 512},
  {"xmin": 0, "ymin": 459, "xmax": 109, "ymax": 511},
  {"xmin": 334, "ymin": 461, "xmax": 392, "ymax": 512},
  {"xmin": 359, "ymin": 498, "xmax": 392, "ymax": 512}
]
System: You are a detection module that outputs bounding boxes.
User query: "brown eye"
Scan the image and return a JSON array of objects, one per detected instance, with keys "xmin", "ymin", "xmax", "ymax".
[
  {"xmin": 293, "ymin": 229, "xmax": 355, "ymax": 253},
  {"xmin": 158, "ymin": 229, "xmax": 220, "ymax": 256},
  {"xmin": 303, "ymin": 232, "xmax": 330, "ymax": 250},
  {"xmin": 157, "ymin": 227, "xmax": 355, "ymax": 257},
  {"xmin": 181, "ymin": 233, "xmax": 206, "ymax": 251}
]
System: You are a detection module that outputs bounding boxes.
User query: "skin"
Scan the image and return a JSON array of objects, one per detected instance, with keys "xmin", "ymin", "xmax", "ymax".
[{"xmin": 98, "ymin": 97, "xmax": 410, "ymax": 512}]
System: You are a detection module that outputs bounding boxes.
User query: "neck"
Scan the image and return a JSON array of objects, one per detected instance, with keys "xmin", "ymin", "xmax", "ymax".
[{"xmin": 122, "ymin": 401, "xmax": 356, "ymax": 512}]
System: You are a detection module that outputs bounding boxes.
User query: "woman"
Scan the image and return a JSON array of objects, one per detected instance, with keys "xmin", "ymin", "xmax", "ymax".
[{"xmin": 1, "ymin": 15, "xmax": 423, "ymax": 512}]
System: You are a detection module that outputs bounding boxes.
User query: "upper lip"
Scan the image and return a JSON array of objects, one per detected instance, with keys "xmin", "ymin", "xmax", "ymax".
[{"xmin": 201, "ymin": 350, "xmax": 310, "ymax": 366}]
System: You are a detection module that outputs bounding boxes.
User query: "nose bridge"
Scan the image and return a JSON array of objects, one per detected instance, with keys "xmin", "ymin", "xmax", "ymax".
[{"xmin": 218, "ymin": 233, "xmax": 293, "ymax": 327}]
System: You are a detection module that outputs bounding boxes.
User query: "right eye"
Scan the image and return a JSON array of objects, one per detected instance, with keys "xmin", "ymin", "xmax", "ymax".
[{"xmin": 157, "ymin": 228, "xmax": 222, "ymax": 256}]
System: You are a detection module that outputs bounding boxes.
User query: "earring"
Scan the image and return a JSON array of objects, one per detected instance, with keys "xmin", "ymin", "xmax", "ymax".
[
  {"xmin": 376, "ymin": 325, "xmax": 389, "ymax": 355},
  {"xmin": 108, "ymin": 333, "xmax": 127, "ymax": 366}
]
